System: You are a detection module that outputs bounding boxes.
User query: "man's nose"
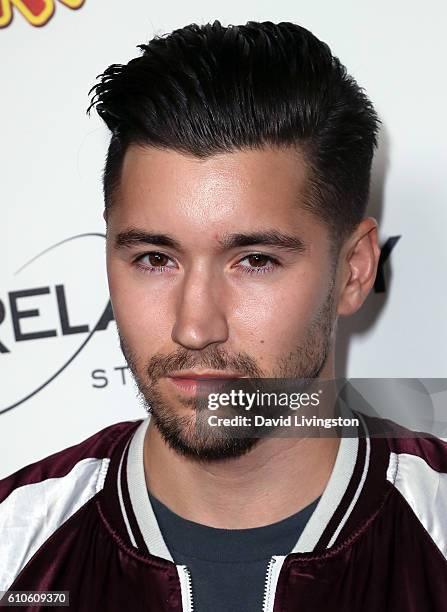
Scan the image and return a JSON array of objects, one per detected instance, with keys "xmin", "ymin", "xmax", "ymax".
[{"xmin": 171, "ymin": 268, "xmax": 229, "ymax": 350}]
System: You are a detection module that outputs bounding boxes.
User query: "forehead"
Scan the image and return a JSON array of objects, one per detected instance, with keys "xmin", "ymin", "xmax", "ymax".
[{"xmin": 111, "ymin": 144, "xmax": 323, "ymax": 239}]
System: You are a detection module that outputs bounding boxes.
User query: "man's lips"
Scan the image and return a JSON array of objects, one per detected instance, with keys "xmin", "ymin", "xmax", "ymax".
[
  {"xmin": 166, "ymin": 371, "xmax": 244, "ymax": 395},
  {"xmin": 169, "ymin": 370, "xmax": 243, "ymax": 380}
]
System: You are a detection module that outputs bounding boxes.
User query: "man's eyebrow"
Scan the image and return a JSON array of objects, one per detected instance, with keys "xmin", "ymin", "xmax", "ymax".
[
  {"xmin": 113, "ymin": 228, "xmax": 307, "ymax": 253},
  {"xmin": 114, "ymin": 229, "xmax": 182, "ymax": 251},
  {"xmin": 219, "ymin": 231, "xmax": 307, "ymax": 253}
]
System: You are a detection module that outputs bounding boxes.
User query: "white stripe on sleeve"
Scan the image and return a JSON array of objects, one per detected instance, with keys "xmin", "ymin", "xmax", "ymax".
[{"xmin": 0, "ymin": 457, "xmax": 110, "ymax": 591}]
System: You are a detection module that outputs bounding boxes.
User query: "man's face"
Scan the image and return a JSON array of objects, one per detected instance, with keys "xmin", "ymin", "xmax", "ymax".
[{"xmin": 106, "ymin": 144, "xmax": 338, "ymax": 459}]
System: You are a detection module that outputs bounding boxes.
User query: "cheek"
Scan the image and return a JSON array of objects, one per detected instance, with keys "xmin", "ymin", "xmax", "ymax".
[
  {"xmin": 230, "ymin": 277, "xmax": 325, "ymax": 353},
  {"xmin": 108, "ymin": 267, "xmax": 174, "ymax": 352}
]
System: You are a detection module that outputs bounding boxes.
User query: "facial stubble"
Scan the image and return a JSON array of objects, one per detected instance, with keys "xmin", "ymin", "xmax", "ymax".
[{"xmin": 118, "ymin": 273, "xmax": 337, "ymax": 462}]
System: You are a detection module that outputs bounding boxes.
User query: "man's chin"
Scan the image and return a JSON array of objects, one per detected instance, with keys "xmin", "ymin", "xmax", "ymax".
[{"xmin": 151, "ymin": 410, "xmax": 260, "ymax": 462}]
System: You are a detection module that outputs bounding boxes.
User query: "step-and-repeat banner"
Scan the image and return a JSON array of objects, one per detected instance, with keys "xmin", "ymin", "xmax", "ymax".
[{"xmin": 1, "ymin": 0, "xmax": 446, "ymax": 477}]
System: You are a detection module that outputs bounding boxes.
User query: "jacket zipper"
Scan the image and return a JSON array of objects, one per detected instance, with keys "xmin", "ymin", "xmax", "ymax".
[
  {"xmin": 262, "ymin": 556, "xmax": 276, "ymax": 612},
  {"xmin": 262, "ymin": 555, "xmax": 287, "ymax": 612},
  {"xmin": 179, "ymin": 556, "xmax": 284, "ymax": 612},
  {"xmin": 183, "ymin": 565, "xmax": 194, "ymax": 612}
]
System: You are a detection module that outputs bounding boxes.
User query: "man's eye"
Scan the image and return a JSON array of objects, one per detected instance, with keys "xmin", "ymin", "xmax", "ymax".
[
  {"xmin": 245, "ymin": 254, "xmax": 270, "ymax": 267},
  {"xmin": 237, "ymin": 254, "xmax": 279, "ymax": 274},
  {"xmin": 145, "ymin": 253, "xmax": 170, "ymax": 267},
  {"xmin": 134, "ymin": 252, "xmax": 176, "ymax": 273}
]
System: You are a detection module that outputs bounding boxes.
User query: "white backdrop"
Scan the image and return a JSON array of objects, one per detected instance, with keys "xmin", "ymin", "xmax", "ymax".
[{"xmin": 1, "ymin": 0, "xmax": 446, "ymax": 478}]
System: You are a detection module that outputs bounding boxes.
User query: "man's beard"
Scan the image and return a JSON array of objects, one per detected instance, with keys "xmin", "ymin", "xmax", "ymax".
[{"xmin": 120, "ymin": 279, "xmax": 337, "ymax": 462}]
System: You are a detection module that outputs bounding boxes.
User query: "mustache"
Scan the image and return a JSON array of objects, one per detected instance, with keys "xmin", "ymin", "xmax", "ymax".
[{"xmin": 145, "ymin": 346, "xmax": 264, "ymax": 381}]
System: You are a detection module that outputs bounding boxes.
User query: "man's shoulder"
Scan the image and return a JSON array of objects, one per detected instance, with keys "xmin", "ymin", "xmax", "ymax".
[
  {"xmin": 384, "ymin": 432, "xmax": 447, "ymax": 509},
  {"xmin": 349, "ymin": 412, "xmax": 447, "ymax": 559},
  {"xmin": 0, "ymin": 418, "xmax": 143, "ymax": 591},
  {"xmin": 359, "ymin": 411, "xmax": 447, "ymax": 472},
  {"xmin": 0, "ymin": 419, "xmax": 142, "ymax": 503},
  {"xmin": 370, "ymin": 422, "xmax": 447, "ymax": 562}
]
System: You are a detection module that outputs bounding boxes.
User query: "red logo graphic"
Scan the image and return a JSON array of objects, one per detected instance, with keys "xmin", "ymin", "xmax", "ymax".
[{"xmin": 0, "ymin": 0, "xmax": 85, "ymax": 28}]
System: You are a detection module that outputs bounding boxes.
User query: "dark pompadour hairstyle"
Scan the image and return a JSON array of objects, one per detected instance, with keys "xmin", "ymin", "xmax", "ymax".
[{"xmin": 89, "ymin": 20, "xmax": 380, "ymax": 248}]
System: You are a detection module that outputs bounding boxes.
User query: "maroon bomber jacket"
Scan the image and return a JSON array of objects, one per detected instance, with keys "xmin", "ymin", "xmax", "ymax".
[{"xmin": 1, "ymin": 414, "xmax": 447, "ymax": 611}]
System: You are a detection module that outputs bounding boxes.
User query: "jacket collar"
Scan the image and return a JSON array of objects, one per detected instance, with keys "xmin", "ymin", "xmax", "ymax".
[{"xmin": 99, "ymin": 412, "xmax": 390, "ymax": 561}]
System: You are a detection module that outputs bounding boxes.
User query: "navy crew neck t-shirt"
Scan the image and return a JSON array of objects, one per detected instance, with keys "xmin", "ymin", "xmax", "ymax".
[{"xmin": 148, "ymin": 491, "xmax": 320, "ymax": 612}]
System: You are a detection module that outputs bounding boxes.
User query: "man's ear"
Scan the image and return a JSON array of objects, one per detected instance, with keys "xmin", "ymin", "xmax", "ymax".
[
  {"xmin": 337, "ymin": 217, "xmax": 381, "ymax": 317},
  {"xmin": 103, "ymin": 208, "xmax": 107, "ymax": 222}
]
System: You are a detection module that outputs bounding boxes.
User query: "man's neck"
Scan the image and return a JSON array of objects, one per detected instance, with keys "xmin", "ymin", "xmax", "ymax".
[{"xmin": 144, "ymin": 424, "xmax": 340, "ymax": 529}]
